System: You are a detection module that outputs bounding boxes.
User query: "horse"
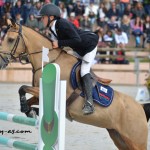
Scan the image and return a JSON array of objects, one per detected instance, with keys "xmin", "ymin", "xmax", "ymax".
[{"xmin": 0, "ymin": 19, "xmax": 150, "ymax": 150}]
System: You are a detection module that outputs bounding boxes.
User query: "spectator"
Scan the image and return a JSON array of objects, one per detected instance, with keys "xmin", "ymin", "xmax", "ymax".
[
  {"xmin": 103, "ymin": 29, "xmax": 116, "ymax": 63},
  {"xmin": 25, "ymin": 13, "xmax": 38, "ymax": 30},
  {"xmin": 22, "ymin": 0, "xmax": 35, "ymax": 24},
  {"xmin": 103, "ymin": 0, "xmax": 111, "ymax": 10},
  {"xmin": 68, "ymin": 12, "xmax": 80, "ymax": 28},
  {"xmin": 66, "ymin": 1, "xmax": 74, "ymax": 17},
  {"xmin": 33, "ymin": 1, "xmax": 42, "ymax": 17},
  {"xmin": 121, "ymin": 15, "xmax": 131, "ymax": 39},
  {"xmin": 97, "ymin": 2, "xmax": 108, "ymax": 28},
  {"xmin": 119, "ymin": 0, "xmax": 130, "ymax": 17},
  {"xmin": 131, "ymin": 16, "xmax": 143, "ymax": 47},
  {"xmin": 15, "ymin": 13, "xmax": 23, "ymax": 24},
  {"xmin": 0, "ymin": 0, "xmax": 5, "ymax": 19},
  {"xmin": 80, "ymin": 13, "xmax": 92, "ymax": 31},
  {"xmin": 44, "ymin": 0, "xmax": 51, "ymax": 5},
  {"xmin": 2, "ymin": 0, "xmax": 13, "ymax": 14},
  {"xmin": 107, "ymin": 16, "xmax": 119, "ymax": 32},
  {"xmin": 114, "ymin": 28, "xmax": 128, "ymax": 48},
  {"xmin": 103, "ymin": 30, "xmax": 115, "ymax": 48},
  {"xmin": 85, "ymin": 0, "xmax": 98, "ymax": 26},
  {"xmin": 132, "ymin": 2, "xmax": 145, "ymax": 20},
  {"xmin": 142, "ymin": 15, "xmax": 150, "ymax": 48},
  {"xmin": 132, "ymin": 0, "xmax": 139, "ymax": 7},
  {"xmin": 0, "ymin": 0, "xmax": 4, "ymax": 7},
  {"xmin": 107, "ymin": 2, "xmax": 120, "ymax": 20},
  {"xmin": 94, "ymin": 26, "xmax": 106, "ymax": 63},
  {"xmin": 37, "ymin": 17, "xmax": 46, "ymax": 34},
  {"xmin": 124, "ymin": 3, "xmax": 133, "ymax": 19},
  {"xmin": 11, "ymin": 0, "xmax": 23, "ymax": 21},
  {"xmin": 73, "ymin": 0, "xmax": 85, "ymax": 17},
  {"xmin": 0, "ymin": 13, "xmax": 7, "ymax": 44},
  {"xmin": 143, "ymin": 0, "xmax": 150, "ymax": 16},
  {"xmin": 59, "ymin": 2, "xmax": 68, "ymax": 19},
  {"xmin": 113, "ymin": 28, "xmax": 129, "ymax": 64}
]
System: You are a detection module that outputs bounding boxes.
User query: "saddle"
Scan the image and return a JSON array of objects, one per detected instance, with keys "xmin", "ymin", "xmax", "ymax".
[
  {"xmin": 67, "ymin": 61, "xmax": 114, "ymax": 110},
  {"xmin": 66, "ymin": 57, "xmax": 113, "ymax": 121},
  {"xmin": 64, "ymin": 49, "xmax": 112, "ymax": 85},
  {"xmin": 71, "ymin": 61, "xmax": 112, "ymax": 90}
]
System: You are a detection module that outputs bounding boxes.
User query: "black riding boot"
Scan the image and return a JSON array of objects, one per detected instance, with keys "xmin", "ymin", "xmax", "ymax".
[{"xmin": 82, "ymin": 73, "xmax": 94, "ymax": 115}]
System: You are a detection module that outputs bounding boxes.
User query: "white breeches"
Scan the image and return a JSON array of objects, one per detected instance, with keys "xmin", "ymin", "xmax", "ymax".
[{"xmin": 80, "ymin": 46, "xmax": 97, "ymax": 77}]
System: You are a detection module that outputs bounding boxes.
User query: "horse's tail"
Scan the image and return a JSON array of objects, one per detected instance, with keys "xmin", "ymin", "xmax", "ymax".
[{"xmin": 142, "ymin": 103, "xmax": 150, "ymax": 122}]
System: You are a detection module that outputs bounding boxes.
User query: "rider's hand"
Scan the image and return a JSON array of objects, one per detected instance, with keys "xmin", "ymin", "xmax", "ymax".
[{"xmin": 52, "ymin": 41, "xmax": 58, "ymax": 48}]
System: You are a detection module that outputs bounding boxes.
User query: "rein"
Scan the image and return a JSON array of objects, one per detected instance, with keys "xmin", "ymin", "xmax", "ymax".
[
  {"xmin": 32, "ymin": 50, "xmax": 63, "ymax": 74},
  {"xmin": 1, "ymin": 23, "xmax": 64, "ymax": 74}
]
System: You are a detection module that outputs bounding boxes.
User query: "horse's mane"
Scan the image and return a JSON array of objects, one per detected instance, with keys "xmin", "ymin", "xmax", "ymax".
[{"xmin": 23, "ymin": 25, "xmax": 53, "ymax": 43}]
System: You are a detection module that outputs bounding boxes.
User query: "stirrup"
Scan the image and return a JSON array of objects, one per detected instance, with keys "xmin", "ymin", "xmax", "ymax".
[{"xmin": 82, "ymin": 101, "xmax": 95, "ymax": 115}]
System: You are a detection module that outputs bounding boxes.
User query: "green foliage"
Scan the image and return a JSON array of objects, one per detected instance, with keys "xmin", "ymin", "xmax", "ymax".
[{"xmin": 145, "ymin": 75, "xmax": 150, "ymax": 89}]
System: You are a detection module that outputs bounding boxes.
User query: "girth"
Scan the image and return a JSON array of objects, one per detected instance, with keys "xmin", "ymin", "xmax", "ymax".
[{"xmin": 66, "ymin": 88, "xmax": 82, "ymax": 121}]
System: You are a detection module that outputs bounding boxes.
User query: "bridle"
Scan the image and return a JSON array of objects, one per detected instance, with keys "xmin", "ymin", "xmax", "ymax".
[
  {"xmin": 0, "ymin": 23, "xmax": 63, "ymax": 74},
  {"xmin": 0, "ymin": 24, "xmax": 29, "ymax": 64}
]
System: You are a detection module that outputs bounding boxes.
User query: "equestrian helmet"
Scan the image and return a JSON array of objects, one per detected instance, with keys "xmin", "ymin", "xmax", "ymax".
[{"xmin": 39, "ymin": 4, "xmax": 61, "ymax": 17}]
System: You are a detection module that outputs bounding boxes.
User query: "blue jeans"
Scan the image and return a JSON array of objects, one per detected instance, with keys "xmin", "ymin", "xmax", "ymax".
[
  {"xmin": 144, "ymin": 4, "xmax": 150, "ymax": 15},
  {"xmin": 119, "ymin": 3, "xmax": 128, "ymax": 17},
  {"xmin": 135, "ymin": 36, "xmax": 140, "ymax": 47}
]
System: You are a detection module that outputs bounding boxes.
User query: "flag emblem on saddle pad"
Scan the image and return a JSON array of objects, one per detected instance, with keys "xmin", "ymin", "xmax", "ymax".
[{"xmin": 92, "ymin": 82, "xmax": 114, "ymax": 107}]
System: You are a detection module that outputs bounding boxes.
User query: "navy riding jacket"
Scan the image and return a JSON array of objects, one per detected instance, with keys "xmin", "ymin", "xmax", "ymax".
[{"xmin": 51, "ymin": 18, "xmax": 99, "ymax": 56}]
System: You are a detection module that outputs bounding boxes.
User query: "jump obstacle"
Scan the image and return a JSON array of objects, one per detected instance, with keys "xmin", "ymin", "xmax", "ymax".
[{"xmin": 0, "ymin": 63, "xmax": 66, "ymax": 150}]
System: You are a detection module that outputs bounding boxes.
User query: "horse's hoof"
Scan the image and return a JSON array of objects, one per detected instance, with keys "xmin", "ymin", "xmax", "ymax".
[
  {"xmin": 20, "ymin": 96, "xmax": 29, "ymax": 113},
  {"xmin": 21, "ymin": 106, "xmax": 29, "ymax": 113},
  {"xmin": 82, "ymin": 103, "xmax": 95, "ymax": 115},
  {"xmin": 26, "ymin": 109, "xmax": 37, "ymax": 119}
]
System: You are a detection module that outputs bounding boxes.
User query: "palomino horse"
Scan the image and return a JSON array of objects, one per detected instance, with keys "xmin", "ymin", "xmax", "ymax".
[{"xmin": 0, "ymin": 20, "xmax": 150, "ymax": 150}]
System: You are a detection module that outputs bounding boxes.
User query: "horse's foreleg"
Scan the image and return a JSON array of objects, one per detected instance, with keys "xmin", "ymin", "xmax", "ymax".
[
  {"xmin": 18, "ymin": 85, "xmax": 39, "ymax": 114},
  {"xmin": 25, "ymin": 96, "xmax": 39, "ymax": 118}
]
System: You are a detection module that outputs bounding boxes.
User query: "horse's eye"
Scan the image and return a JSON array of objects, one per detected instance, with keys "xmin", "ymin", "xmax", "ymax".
[{"xmin": 8, "ymin": 38, "xmax": 14, "ymax": 43}]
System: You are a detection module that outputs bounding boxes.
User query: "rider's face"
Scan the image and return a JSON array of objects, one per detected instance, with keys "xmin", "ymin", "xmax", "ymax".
[
  {"xmin": 42, "ymin": 16, "xmax": 48, "ymax": 27},
  {"xmin": 42, "ymin": 16, "xmax": 55, "ymax": 27}
]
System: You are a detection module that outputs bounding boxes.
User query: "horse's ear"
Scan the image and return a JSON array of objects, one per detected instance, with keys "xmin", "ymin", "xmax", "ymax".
[
  {"xmin": 6, "ymin": 19, "xmax": 16, "ymax": 28},
  {"xmin": 6, "ymin": 19, "xmax": 12, "ymax": 26}
]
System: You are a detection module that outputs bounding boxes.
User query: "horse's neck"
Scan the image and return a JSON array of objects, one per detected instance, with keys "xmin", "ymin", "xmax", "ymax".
[
  {"xmin": 23, "ymin": 26, "xmax": 52, "ymax": 51},
  {"xmin": 22, "ymin": 26, "xmax": 79, "ymax": 95},
  {"xmin": 23, "ymin": 27, "xmax": 61, "ymax": 71}
]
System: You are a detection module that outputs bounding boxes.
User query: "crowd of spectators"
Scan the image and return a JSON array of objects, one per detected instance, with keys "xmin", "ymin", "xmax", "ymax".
[{"xmin": 0, "ymin": 0, "xmax": 150, "ymax": 64}]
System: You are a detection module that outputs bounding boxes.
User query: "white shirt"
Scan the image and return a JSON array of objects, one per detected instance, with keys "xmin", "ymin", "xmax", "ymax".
[
  {"xmin": 98, "ymin": 8, "xmax": 106, "ymax": 18},
  {"xmin": 85, "ymin": 4, "xmax": 98, "ymax": 16},
  {"xmin": 51, "ymin": 20, "xmax": 57, "ymax": 41},
  {"xmin": 103, "ymin": 35, "xmax": 113, "ymax": 42},
  {"xmin": 60, "ymin": 9, "xmax": 68, "ymax": 19},
  {"xmin": 115, "ymin": 32, "xmax": 128, "ymax": 44}
]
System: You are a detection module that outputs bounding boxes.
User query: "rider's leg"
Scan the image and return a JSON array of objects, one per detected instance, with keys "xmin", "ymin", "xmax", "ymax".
[
  {"xmin": 81, "ymin": 47, "xmax": 97, "ymax": 115},
  {"xmin": 82, "ymin": 73, "xmax": 94, "ymax": 114}
]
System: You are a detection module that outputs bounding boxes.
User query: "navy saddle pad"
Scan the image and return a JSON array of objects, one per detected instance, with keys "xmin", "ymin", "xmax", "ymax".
[
  {"xmin": 70, "ymin": 61, "xmax": 114, "ymax": 107},
  {"xmin": 92, "ymin": 82, "xmax": 114, "ymax": 107}
]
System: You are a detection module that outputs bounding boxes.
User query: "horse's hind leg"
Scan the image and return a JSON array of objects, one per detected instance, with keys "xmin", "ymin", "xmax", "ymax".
[
  {"xmin": 18, "ymin": 85, "xmax": 39, "ymax": 117},
  {"xmin": 107, "ymin": 129, "xmax": 129, "ymax": 150},
  {"xmin": 107, "ymin": 128, "xmax": 147, "ymax": 150}
]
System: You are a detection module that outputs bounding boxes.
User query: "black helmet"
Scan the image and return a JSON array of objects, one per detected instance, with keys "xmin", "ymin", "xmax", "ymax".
[{"xmin": 39, "ymin": 4, "xmax": 61, "ymax": 17}]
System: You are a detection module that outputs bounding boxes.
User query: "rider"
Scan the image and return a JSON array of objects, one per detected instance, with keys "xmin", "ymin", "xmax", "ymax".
[{"xmin": 39, "ymin": 4, "xmax": 99, "ymax": 115}]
